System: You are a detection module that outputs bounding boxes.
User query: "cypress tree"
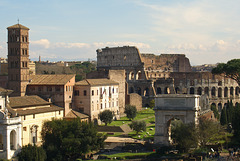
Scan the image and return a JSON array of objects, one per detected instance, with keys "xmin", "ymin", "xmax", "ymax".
[{"xmin": 220, "ymin": 107, "xmax": 227, "ymax": 126}]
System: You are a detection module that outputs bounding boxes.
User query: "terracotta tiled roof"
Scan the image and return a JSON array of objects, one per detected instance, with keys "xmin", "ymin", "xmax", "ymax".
[
  {"xmin": 29, "ymin": 74, "xmax": 75, "ymax": 85},
  {"xmin": 75, "ymin": 79, "xmax": 118, "ymax": 86},
  {"xmin": 9, "ymin": 95, "xmax": 51, "ymax": 108},
  {"xmin": 7, "ymin": 24, "xmax": 29, "ymax": 30},
  {"xmin": 16, "ymin": 105, "xmax": 63, "ymax": 116},
  {"xmin": 65, "ymin": 109, "xmax": 89, "ymax": 119}
]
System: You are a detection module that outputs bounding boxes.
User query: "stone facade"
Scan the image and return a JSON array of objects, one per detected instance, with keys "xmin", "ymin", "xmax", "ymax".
[
  {"xmin": 126, "ymin": 93, "xmax": 142, "ymax": 111},
  {"xmin": 154, "ymin": 94, "xmax": 201, "ymax": 146},
  {"xmin": 96, "ymin": 46, "xmax": 240, "ymax": 110}
]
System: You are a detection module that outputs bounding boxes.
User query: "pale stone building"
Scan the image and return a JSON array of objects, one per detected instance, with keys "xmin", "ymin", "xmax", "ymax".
[{"xmin": 73, "ymin": 79, "xmax": 120, "ymax": 124}]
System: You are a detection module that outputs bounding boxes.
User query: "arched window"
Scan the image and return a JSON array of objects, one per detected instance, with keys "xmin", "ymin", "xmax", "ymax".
[
  {"xmin": 30, "ymin": 125, "xmax": 38, "ymax": 145},
  {"xmin": 224, "ymin": 87, "xmax": 228, "ymax": 97},
  {"xmin": 211, "ymin": 87, "xmax": 216, "ymax": 97},
  {"xmin": 230, "ymin": 87, "xmax": 234, "ymax": 96},
  {"xmin": 236, "ymin": 87, "xmax": 239, "ymax": 96},
  {"xmin": 218, "ymin": 88, "xmax": 222, "ymax": 97},
  {"xmin": 10, "ymin": 130, "xmax": 16, "ymax": 150}
]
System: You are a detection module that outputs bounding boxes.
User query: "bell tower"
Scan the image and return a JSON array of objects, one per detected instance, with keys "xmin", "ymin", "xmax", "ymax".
[{"xmin": 7, "ymin": 23, "xmax": 30, "ymax": 96}]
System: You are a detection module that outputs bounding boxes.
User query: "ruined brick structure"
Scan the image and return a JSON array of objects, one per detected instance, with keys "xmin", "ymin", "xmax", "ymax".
[{"xmin": 97, "ymin": 46, "xmax": 240, "ymax": 111}]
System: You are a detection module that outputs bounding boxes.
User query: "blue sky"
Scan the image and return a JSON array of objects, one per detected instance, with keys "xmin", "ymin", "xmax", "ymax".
[{"xmin": 0, "ymin": 0, "xmax": 240, "ymax": 65}]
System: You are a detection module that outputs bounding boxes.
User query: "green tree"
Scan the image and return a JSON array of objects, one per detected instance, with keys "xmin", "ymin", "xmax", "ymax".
[
  {"xmin": 99, "ymin": 110, "xmax": 114, "ymax": 126},
  {"xmin": 41, "ymin": 119, "xmax": 107, "ymax": 161},
  {"xmin": 171, "ymin": 122, "xmax": 198, "ymax": 153},
  {"xmin": 211, "ymin": 104, "xmax": 219, "ymax": 120},
  {"xmin": 197, "ymin": 117, "xmax": 219, "ymax": 147},
  {"xmin": 129, "ymin": 120, "xmax": 146, "ymax": 135},
  {"xmin": 226, "ymin": 100, "xmax": 234, "ymax": 124},
  {"xmin": 149, "ymin": 99, "xmax": 155, "ymax": 109},
  {"xmin": 18, "ymin": 144, "xmax": 46, "ymax": 161},
  {"xmin": 220, "ymin": 106, "xmax": 227, "ymax": 126},
  {"xmin": 212, "ymin": 59, "xmax": 240, "ymax": 85},
  {"xmin": 232, "ymin": 103, "xmax": 240, "ymax": 136},
  {"xmin": 124, "ymin": 104, "xmax": 137, "ymax": 120}
]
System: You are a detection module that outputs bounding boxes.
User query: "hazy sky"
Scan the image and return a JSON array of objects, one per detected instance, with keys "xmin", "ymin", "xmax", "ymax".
[{"xmin": 0, "ymin": 0, "xmax": 240, "ymax": 65}]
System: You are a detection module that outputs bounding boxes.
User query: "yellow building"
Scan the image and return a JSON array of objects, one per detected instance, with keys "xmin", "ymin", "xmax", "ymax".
[{"xmin": 9, "ymin": 95, "xmax": 64, "ymax": 146}]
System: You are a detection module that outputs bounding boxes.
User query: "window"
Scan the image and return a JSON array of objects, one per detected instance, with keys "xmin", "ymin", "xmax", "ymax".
[
  {"xmin": 92, "ymin": 90, "xmax": 94, "ymax": 96},
  {"xmin": 74, "ymin": 90, "xmax": 79, "ymax": 96},
  {"xmin": 66, "ymin": 86, "xmax": 68, "ymax": 91},
  {"xmin": 38, "ymin": 87, "xmax": 43, "ymax": 92},
  {"xmin": 116, "ymin": 88, "xmax": 118, "ymax": 93},
  {"xmin": 24, "ymin": 116, "xmax": 26, "ymax": 120},
  {"xmin": 47, "ymin": 86, "xmax": 52, "ymax": 92},
  {"xmin": 33, "ymin": 114, "xmax": 35, "ymax": 119},
  {"xmin": 59, "ymin": 111, "xmax": 61, "ymax": 115},
  {"xmin": 101, "ymin": 103, "xmax": 103, "ymax": 109},
  {"xmin": 84, "ymin": 90, "xmax": 87, "ymax": 96},
  {"xmin": 56, "ymin": 86, "xmax": 61, "ymax": 92},
  {"xmin": 97, "ymin": 90, "xmax": 98, "ymax": 95},
  {"xmin": 112, "ymin": 102, "xmax": 114, "ymax": 107}
]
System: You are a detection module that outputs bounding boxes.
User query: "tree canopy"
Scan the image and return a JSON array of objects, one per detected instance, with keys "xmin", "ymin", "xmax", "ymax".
[
  {"xmin": 99, "ymin": 110, "xmax": 114, "ymax": 126},
  {"xmin": 212, "ymin": 59, "xmax": 240, "ymax": 85},
  {"xmin": 124, "ymin": 104, "xmax": 137, "ymax": 120},
  {"xmin": 129, "ymin": 120, "xmax": 146, "ymax": 135},
  {"xmin": 18, "ymin": 144, "xmax": 46, "ymax": 161},
  {"xmin": 41, "ymin": 119, "xmax": 107, "ymax": 161}
]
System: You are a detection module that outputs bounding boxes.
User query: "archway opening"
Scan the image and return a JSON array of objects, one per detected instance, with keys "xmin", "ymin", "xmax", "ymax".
[
  {"xmin": 144, "ymin": 88, "xmax": 149, "ymax": 96},
  {"xmin": 129, "ymin": 87, "xmax": 134, "ymax": 93},
  {"xmin": 190, "ymin": 87, "xmax": 195, "ymax": 94},
  {"xmin": 204, "ymin": 87, "xmax": 209, "ymax": 96},
  {"xmin": 218, "ymin": 103, "xmax": 222, "ymax": 112},
  {"xmin": 224, "ymin": 87, "xmax": 228, "ymax": 97},
  {"xmin": 169, "ymin": 118, "xmax": 183, "ymax": 145},
  {"xmin": 211, "ymin": 87, "xmax": 216, "ymax": 97},
  {"xmin": 164, "ymin": 87, "xmax": 170, "ymax": 94},
  {"xmin": 175, "ymin": 87, "xmax": 180, "ymax": 94},
  {"xmin": 197, "ymin": 87, "xmax": 202, "ymax": 95},
  {"xmin": 218, "ymin": 88, "xmax": 222, "ymax": 97},
  {"xmin": 157, "ymin": 87, "xmax": 162, "ymax": 95},
  {"xmin": 137, "ymin": 87, "xmax": 141, "ymax": 96}
]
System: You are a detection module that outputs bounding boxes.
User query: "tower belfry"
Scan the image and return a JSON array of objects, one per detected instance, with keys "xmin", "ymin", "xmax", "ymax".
[{"xmin": 7, "ymin": 24, "xmax": 30, "ymax": 96}]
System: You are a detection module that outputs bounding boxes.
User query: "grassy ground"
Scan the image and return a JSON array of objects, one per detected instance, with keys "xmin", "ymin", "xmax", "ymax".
[
  {"xmin": 109, "ymin": 108, "xmax": 155, "ymax": 127},
  {"xmin": 106, "ymin": 108, "xmax": 155, "ymax": 140}
]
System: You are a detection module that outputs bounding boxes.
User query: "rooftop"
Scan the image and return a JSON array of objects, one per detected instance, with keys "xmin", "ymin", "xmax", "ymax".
[
  {"xmin": 7, "ymin": 24, "xmax": 29, "ymax": 30},
  {"xmin": 9, "ymin": 95, "xmax": 51, "ymax": 108},
  {"xmin": 29, "ymin": 74, "xmax": 75, "ymax": 85},
  {"xmin": 75, "ymin": 79, "xmax": 118, "ymax": 86},
  {"xmin": 65, "ymin": 109, "xmax": 89, "ymax": 119},
  {"xmin": 15, "ymin": 105, "xmax": 63, "ymax": 116}
]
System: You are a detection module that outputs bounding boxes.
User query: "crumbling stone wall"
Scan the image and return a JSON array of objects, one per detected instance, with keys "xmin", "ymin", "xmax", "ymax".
[{"xmin": 126, "ymin": 93, "xmax": 142, "ymax": 111}]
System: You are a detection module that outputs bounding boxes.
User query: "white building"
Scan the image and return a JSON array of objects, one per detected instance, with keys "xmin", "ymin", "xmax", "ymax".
[{"xmin": 73, "ymin": 79, "xmax": 120, "ymax": 124}]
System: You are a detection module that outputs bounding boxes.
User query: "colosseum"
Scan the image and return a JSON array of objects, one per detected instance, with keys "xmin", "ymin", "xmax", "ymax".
[{"xmin": 96, "ymin": 46, "xmax": 240, "ymax": 111}]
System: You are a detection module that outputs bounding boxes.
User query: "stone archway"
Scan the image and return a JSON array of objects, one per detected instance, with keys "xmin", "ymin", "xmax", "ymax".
[{"xmin": 154, "ymin": 94, "xmax": 201, "ymax": 146}]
